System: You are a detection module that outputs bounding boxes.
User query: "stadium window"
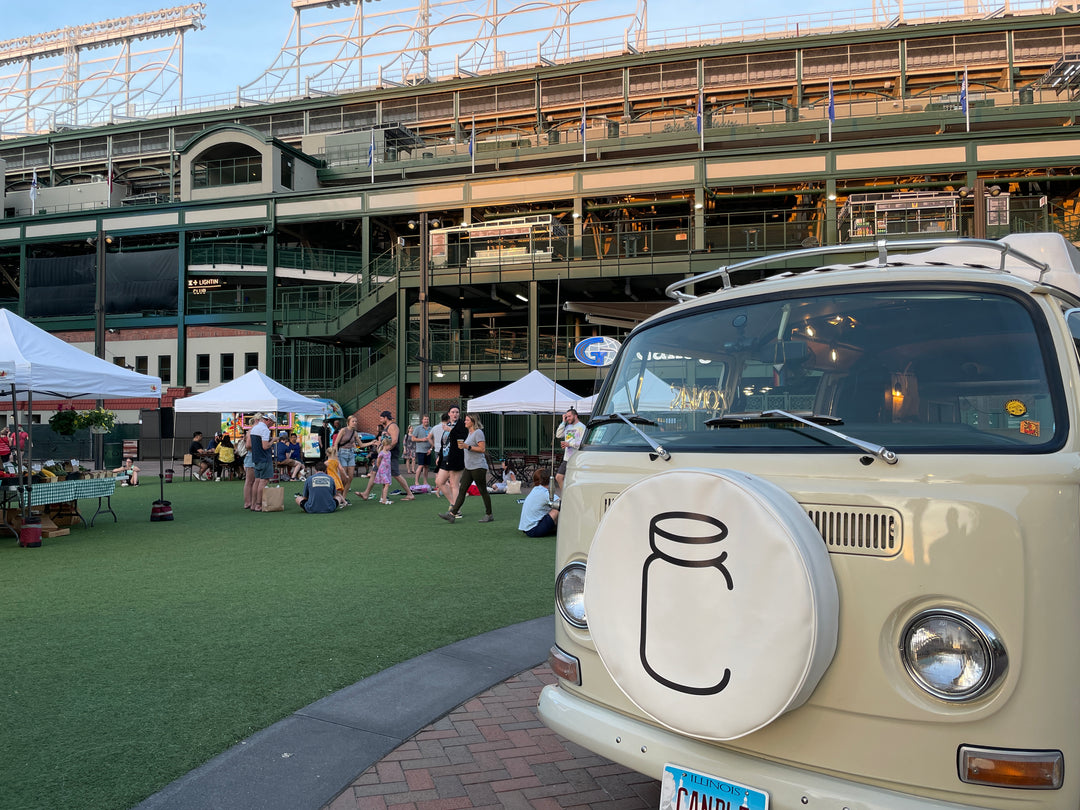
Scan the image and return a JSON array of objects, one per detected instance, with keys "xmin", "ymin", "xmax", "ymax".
[
  {"xmin": 192, "ymin": 143, "xmax": 262, "ymax": 189},
  {"xmin": 196, "ymin": 354, "xmax": 211, "ymax": 384},
  {"xmin": 113, "ymin": 356, "xmax": 126, "ymax": 368},
  {"xmin": 135, "ymin": 356, "xmax": 148, "ymax": 376},
  {"xmin": 221, "ymin": 353, "xmax": 234, "ymax": 382},
  {"xmin": 244, "ymin": 352, "xmax": 259, "ymax": 373},
  {"xmin": 158, "ymin": 355, "xmax": 172, "ymax": 384}
]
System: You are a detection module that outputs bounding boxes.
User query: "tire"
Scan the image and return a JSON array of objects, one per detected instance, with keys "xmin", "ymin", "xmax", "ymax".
[{"xmin": 584, "ymin": 468, "xmax": 839, "ymax": 740}]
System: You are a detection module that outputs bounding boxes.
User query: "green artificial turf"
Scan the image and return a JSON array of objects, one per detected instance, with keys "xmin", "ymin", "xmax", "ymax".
[{"xmin": 0, "ymin": 477, "xmax": 554, "ymax": 810}]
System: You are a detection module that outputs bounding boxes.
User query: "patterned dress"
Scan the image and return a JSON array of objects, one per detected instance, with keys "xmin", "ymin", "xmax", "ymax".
[{"xmin": 374, "ymin": 449, "xmax": 392, "ymax": 485}]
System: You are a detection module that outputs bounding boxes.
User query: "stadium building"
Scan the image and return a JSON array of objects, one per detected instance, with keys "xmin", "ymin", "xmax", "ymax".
[{"xmin": 3, "ymin": 0, "xmax": 1080, "ymax": 451}]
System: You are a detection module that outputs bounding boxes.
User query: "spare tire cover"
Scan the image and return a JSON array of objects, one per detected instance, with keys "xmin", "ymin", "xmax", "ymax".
[{"xmin": 584, "ymin": 468, "xmax": 838, "ymax": 740}]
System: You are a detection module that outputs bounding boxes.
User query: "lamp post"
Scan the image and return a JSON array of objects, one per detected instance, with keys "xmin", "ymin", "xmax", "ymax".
[
  {"xmin": 418, "ymin": 212, "xmax": 430, "ymax": 420},
  {"xmin": 414, "ymin": 213, "xmax": 441, "ymax": 421},
  {"xmin": 92, "ymin": 229, "xmax": 112, "ymax": 470}
]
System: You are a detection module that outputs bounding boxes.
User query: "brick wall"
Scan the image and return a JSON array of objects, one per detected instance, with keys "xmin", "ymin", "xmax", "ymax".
[{"xmin": 352, "ymin": 383, "xmax": 464, "ymax": 433}]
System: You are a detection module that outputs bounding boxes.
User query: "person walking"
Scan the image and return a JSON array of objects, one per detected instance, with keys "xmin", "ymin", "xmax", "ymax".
[
  {"xmin": 410, "ymin": 414, "xmax": 432, "ymax": 488},
  {"xmin": 356, "ymin": 410, "xmax": 415, "ymax": 501},
  {"xmin": 373, "ymin": 434, "xmax": 394, "ymax": 504},
  {"xmin": 438, "ymin": 413, "xmax": 494, "ymax": 523},
  {"xmin": 429, "ymin": 412, "xmax": 449, "ymax": 498},
  {"xmin": 436, "ymin": 406, "xmax": 467, "ymax": 504},
  {"xmin": 332, "ymin": 414, "xmax": 359, "ymax": 492}
]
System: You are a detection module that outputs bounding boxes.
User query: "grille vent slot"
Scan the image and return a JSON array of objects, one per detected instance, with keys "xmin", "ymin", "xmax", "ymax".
[{"xmin": 804, "ymin": 504, "xmax": 901, "ymax": 557}]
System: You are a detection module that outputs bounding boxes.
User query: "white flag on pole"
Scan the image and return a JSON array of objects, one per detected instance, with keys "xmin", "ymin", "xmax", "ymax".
[
  {"xmin": 961, "ymin": 67, "xmax": 970, "ymax": 132},
  {"xmin": 828, "ymin": 78, "xmax": 835, "ymax": 143}
]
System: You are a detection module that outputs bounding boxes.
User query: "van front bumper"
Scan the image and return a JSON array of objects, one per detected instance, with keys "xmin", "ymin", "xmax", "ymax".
[{"xmin": 538, "ymin": 684, "xmax": 983, "ymax": 810}]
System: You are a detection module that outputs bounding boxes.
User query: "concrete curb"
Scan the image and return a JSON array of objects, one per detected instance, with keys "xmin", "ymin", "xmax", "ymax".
[{"xmin": 134, "ymin": 615, "xmax": 555, "ymax": 810}]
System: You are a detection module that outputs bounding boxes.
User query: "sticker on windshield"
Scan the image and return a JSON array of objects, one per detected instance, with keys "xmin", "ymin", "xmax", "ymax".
[
  {"xmin": 1020, "ymin": 420, "xmax": 1040, "ymax": 437},
  {"xmin": 1004, "ymin": 399, "xmax": 1028, "ymax": 417}
]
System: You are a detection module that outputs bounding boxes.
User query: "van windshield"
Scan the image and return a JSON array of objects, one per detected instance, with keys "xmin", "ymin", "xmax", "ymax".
[{"xmin": 586, "ymin": 285, "xmax": 1063, "ymax": 454}]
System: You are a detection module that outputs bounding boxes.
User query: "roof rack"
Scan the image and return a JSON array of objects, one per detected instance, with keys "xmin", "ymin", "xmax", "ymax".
[{"xmin": 664, "ymin": 237, "xmax": 1052, "ymax": 302}]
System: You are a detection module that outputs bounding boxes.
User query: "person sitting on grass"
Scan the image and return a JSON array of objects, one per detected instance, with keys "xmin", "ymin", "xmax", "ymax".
[
  {"xmin": 114, "ymin": 457, "xmax": 140, "ymax": 487},
  {"xmin": 294, "ymin": 461, "xmax": 338, "ymax": 513},
  {"xmin": 325, "ymin": 450, "xmax": 351, "ymax": 508},
  {"xmin": 488, "ymin": 458, "xmax": 518, "ymax": 493},
  {"xmin": 518, "ymin": 468, "xmax": 560, "ymax": 538}
]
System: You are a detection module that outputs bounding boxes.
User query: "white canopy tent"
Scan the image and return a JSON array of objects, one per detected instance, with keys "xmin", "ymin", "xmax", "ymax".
[
  {"xmin": 0, "ymin": 308, "xmax": 164, "ymax": 518},
  {"xmin": 467, "ymin": 369, "xmax": 580, "ymax": 414},
  {"xmin": 172, "ymin": 370, "xmax": 331, "ymax": 415},
  {"xmin": 0, "ymin": 308, "xmax": 162, "ymax": 399}
]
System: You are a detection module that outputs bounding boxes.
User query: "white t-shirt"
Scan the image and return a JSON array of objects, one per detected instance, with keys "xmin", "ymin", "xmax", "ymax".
[
  {"xmin": 557, "ymin": 421, "xmax": 586, "ymax": 461},
  {"xmin": 250, "ymin": 421, "xmax": 272, "ymax": 460},
  {"xmin": 428, "ymin": 423, "xmax": 447, "ymax": 458}
]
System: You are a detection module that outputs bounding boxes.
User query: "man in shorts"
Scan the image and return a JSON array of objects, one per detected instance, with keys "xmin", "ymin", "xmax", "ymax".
[
  {"xmin": 410, "ymin": 414, "xmax": 432, "ymax": 488},
  {"xmin": 554, "ymin": 407, "xmax": 585, "ymax": 493},
  {"xmin": 357, "ymin": 410, "xmax": 416, "ymax": 501},
  {"xmin": 247, "ymin": 412, "xmax": 275, "ymax": 510}
]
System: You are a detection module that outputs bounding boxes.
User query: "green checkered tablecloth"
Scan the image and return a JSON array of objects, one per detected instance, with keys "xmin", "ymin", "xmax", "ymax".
[{"xmin": 26, "ymin": 477, "xmax": 119, "ymax": 506}]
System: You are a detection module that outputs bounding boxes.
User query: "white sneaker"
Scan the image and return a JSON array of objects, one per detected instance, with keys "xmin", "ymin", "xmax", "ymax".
[
  {"xmin": 215, "ymin": 476, "xmax": 221, "ymax": 481},
  {"xmin": 192, "ymin": 472, "xmax": 202, "ymax": 481}
]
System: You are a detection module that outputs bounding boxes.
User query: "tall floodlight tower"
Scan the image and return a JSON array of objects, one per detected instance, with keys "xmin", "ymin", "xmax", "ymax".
[{"xmin": 0, "ymin": 4, "xmax": 206, "ymax": 135}]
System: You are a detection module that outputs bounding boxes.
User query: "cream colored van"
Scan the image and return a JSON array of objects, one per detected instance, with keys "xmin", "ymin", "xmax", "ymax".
[{"xmin": 539, "ymin": 233, "xmax": 1080, "ymax": 809}]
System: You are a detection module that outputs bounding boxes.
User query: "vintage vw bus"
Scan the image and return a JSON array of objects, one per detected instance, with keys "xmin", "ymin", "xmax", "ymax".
[{"xmin": 539, "ymin": 233, "xmax": 1080, "ymax": 809}]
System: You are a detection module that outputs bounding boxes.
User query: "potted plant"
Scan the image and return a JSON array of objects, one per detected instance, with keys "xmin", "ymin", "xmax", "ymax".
[
  {"xmin": 48, "ymin": 407, "xmax": 81, "ymax": 436},
  {"xmin": 78, "ymin": 406, "xmax": 117, "ymax": 435}
]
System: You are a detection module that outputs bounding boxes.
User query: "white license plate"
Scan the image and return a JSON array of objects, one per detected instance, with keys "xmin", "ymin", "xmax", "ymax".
[{"xmin": 660, "ymin": 763, "xmax": 769, "ymax": 810}]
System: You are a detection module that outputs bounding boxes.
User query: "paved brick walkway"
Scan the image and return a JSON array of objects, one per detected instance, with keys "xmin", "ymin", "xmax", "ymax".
[{"xmin": 323, "ymin": 667, "xmax": 661, "ymax": 810}]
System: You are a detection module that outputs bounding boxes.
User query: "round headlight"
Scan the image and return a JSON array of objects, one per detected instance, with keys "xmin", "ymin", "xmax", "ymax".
[
  {"xmin": 556, "ymin": 562, "xmax": 588, "ymax": 628},
  {"xmin": 900, "ymin": 609, "xmax": 1007, "ymax": 701}
]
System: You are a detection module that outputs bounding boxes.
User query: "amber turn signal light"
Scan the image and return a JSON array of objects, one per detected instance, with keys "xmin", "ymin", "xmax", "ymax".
[
  {"xmin": 548, "ymin": 646, "xmax": 581, "ymax": 686},
  {"xmin": 959, "ymin": 745, "xmax": 1063, "ymax": 790}
]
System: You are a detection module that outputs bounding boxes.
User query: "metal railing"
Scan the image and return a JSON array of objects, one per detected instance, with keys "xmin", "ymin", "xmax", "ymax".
[{"xmin": 109, "ymin": 0, "xmax": 1071, "ymax": 122}]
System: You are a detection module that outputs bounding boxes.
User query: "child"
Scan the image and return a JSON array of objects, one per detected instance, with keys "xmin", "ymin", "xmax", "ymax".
[
  {"xmin": 374, "ymin": 434, "xmax": 393, "ymax": 505},
  {"xmin": 324, "ymin": 451, "xmax": 351, "ymax": 508},
  {"xmin": 488, "ymin": 458, "xmax": 518, "ymax": 493}
]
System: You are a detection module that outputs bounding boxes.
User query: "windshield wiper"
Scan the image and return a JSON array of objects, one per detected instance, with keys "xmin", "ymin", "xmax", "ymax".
[
  {"xmin": 588, "ymin": 412, "xmax": 670, "ymax": 461},
  {"xmin": 587, "ymin": 413, "xmax": 657, "ymax": 428},
  {"xmin": 706, "ymin": 411, "xmax": 844, "ymax": 428},
  {"xmin": 706, "ymin": 409, "xmax": 898, "ymax": 465}
]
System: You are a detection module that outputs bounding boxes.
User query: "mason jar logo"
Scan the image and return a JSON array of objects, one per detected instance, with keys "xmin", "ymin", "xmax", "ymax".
[{"xmin": 640, "ymin": 511, "xmax": 732, "ymax": 695}]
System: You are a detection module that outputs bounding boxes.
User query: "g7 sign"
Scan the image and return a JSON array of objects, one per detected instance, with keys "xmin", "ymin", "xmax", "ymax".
[{"xmin": 574, "ymin": 336, "xmax": 621, "ymax": 367}]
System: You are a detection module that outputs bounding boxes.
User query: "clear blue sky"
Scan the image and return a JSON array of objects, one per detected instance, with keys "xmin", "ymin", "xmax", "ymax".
[{"xmin": 3, "ymin": 0, "xmax": 862, "ymax": 101}]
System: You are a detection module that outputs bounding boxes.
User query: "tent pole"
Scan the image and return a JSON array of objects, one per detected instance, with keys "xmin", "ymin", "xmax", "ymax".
[{"xmin": 23, "ymin": 391, "xmax": 33, "ymax": 525}]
